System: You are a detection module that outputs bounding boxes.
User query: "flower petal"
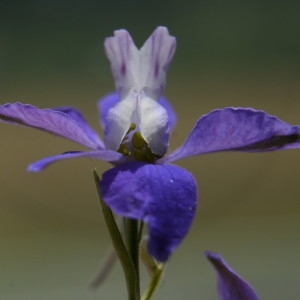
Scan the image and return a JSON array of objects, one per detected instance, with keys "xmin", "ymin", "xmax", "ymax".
[
  {"xmin": 53, "ymin": 106, "xmax": 104, "ymax": 148},
  {"xmin": 0, "ymin": 102, "xmax": 103, "ymax": 150},
  {"xmin": 137, "ymin": 95, "xmax": 169, "ymax": 156},
  {"xmin": 139, "ymin": 26, "xmax": 176, "ymax": 100},
  {"xmin": 98, "ymin": 92, "xmax": 176, "ymax": 131},
  {"xmin": 159, "ymin": 96, "xmax": 176, "ymax": 131},
  {"xmin": 103, "ymin": 91, "xmax": 170, "ymax": 156},
  {"xmin": 28, "ymin": 150, "xmax": 125, "ymax": 173},
  {"xmin": 104, "ymin": 29, "xmax": 138, "ymax": 98},
  {"xmin": 104, "ymin": 27, "xmax": 176, "ymax": 100},
  {"xmin": 98, "ymin": 92, "xmax": 120, "ymax": 129},
  {"xmin": 205, "ymin": 251, "xmax": 260, "ymax": 300},
  {"xmin": 162, "ymin": 108, "xmax": 300, "ymax": 163},
  {"xmin": 104, "ymin": 93, "xmax": 136, "ymax": 151},
  {"xmin": 100, "ymin": 162, "xmax": 197, "ymax": 262}
]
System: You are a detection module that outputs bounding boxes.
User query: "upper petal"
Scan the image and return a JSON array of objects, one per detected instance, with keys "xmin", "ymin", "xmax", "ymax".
[
  {"xmin": 28, "ymin": 150, "xmax": 125, "ymax": 173},
  {"xmin": 0, "ymin": 102, "xmax": 103, "ymax": 150},
  {"xmin": 205, "ymin": 251, "xmax": 260, "ymax": 300},
  {"xmin": 139, "ymin": 27, "xmax": 176, "ymax": 100},
  {"xmin": 104, "ymin": 27, "xmax": 176, "ymax": 100},
  {"xmin": 162, "ymin": 108, "xmax": 300, "ymax": 163},
  {"xmin": 100, "ymin": 162, "xmax": 197, "ymax": 262}
]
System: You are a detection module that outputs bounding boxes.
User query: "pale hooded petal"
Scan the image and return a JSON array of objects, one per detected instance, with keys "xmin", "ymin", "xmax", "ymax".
[
  {"xmin": 138, "ymin": 26, "xmax": 176, "ymax": 100},
  {"xmin": 137, "ymin": 95, "xmax": 169, "ymax": 156},
  {"xmin": 206, "ymin": 251, "xmax": 260, "ymax": 300},
  {"xmin": 103, "ymin": 27, "xmax": 176, "ymax": 152},
  {"xmin": 103, "ymin": 92, "xmax": 136, "ymax": 151},
  {"xmin": 98, "ymin": 92, "xmax": 176, "ymax": 131},
  {"xmin": 104, "ymin": 29, "xmax": 139, "ymax": 98},
  {"xmin": 103, "ymin": 92, "xmax": 170, "ymax": 155},
  {"xmin": 104, "ymin": 26, "xmax": 176, "ymax": 100}
]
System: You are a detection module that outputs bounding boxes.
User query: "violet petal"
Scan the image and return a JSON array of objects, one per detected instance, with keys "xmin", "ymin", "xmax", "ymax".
[
  {"xmin": 98, "ymin": 92, "xmax": 120, "ymax": 129},
  {"xmin": 205, "ymin": 251, "xmax": 260, "ymax": 300},
  {"xmin": 162, "ymin": 107, "xmax": 300, "ymax": 163},
  {"xmin": 158, "ymin": 96, "xmax": 176, "ymax": 131},
  {"xmin": 28, "ymin": 150, "xmax": 124, "ymax": 173},
  {"xmin": 53, "ymin": 106, "xmax": 104, "ymax": 148},
  {"xmin": 100, "ymin": 162, "xmax": 197, "ymax": 262},
  {"xmin": 0, "ymin": 102, "xmax": 103, "ymax": 150}
]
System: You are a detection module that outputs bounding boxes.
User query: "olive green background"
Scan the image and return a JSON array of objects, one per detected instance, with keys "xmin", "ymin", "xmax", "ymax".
[{"xmin": 0, "ymin": 1, "xmax": 300, "ymax": 299}]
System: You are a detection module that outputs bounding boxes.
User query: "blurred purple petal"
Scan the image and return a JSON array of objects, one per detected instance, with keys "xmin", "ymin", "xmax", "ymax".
[
  {"xmin": 0, "ymin": 103, "xmax": 103, "ymax": 150},
  {"xmin": 28, "ymin": 150, "xmax": 124, "ymax": 173},
  {"xmin": 100, "ymin": 162, "xmax": 197, "ymax": 262},
  {"xmin": 53, "ymin": 106, "xmax": 104, "ymax": 148},
  {"xmin": 98, "ymin": 92, "xmax": 176, "ymax": 131},
  {"xmin": 162, "ymin": 108, "xmax": 300, "ymax": 163},
  {"xmin": 158, "ymin": 97, "xmax": 176, "ymax": 131},
  {"xmin": 98, "ymin": 92, "xmax": 120, "ymax": 129},
  {"xmin": 206, "ymin": 251, "xmax": 260, "ymax": 300}
]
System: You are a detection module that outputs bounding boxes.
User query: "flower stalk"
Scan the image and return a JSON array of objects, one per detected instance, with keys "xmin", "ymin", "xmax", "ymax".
[
  {"xmin": 93, "ymin": 168, "xmax": 164, "ymax": 300},
  {"xmin": 93, "ymin": 169, "xmax": 139, "ymax": 300},
  {"xmin": 124, "ymin": 218, "xmax": 141, "ymax": 298}
]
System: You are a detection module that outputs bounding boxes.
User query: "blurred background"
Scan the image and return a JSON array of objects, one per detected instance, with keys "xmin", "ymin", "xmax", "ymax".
[{"xmin": 0, "ymin": 1, "xmax": 300, "ymax": 299}]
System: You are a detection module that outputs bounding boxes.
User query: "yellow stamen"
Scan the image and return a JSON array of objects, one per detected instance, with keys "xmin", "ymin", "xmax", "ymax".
[{"xmin": 131, "ymin": 132, "xmax": 147, "ymax": 150}]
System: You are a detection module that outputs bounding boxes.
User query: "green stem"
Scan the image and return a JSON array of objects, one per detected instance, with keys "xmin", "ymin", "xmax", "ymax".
[
  {"xmin": 141, "ymin": 264, "xmax": 165, "ymax": 300},
  {"xmin": 92, "ymin": 169, "xmax": 138, "ymax": 300},
  {"xmin": 124, "ymin": 218, "xmax": 141, "ymax": 298}
]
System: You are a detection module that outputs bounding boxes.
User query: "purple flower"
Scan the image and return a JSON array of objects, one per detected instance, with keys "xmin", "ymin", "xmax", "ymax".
[
  {"xmin": 1, "ymin": 27, "xmax": 300, "ymax": 262},
  {"xmin": 205, "ymin": 251, "xmax": 260, "ymax": 300}
]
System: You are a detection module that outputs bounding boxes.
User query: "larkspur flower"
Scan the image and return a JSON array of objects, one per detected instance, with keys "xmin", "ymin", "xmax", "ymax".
[
  {"xmin": 206, "ymin": 251, "xmax": 260, "ymax": 300},
  {"xmin": 1, "ymin": 27, "xmax": 300, "ymax": 262}
]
